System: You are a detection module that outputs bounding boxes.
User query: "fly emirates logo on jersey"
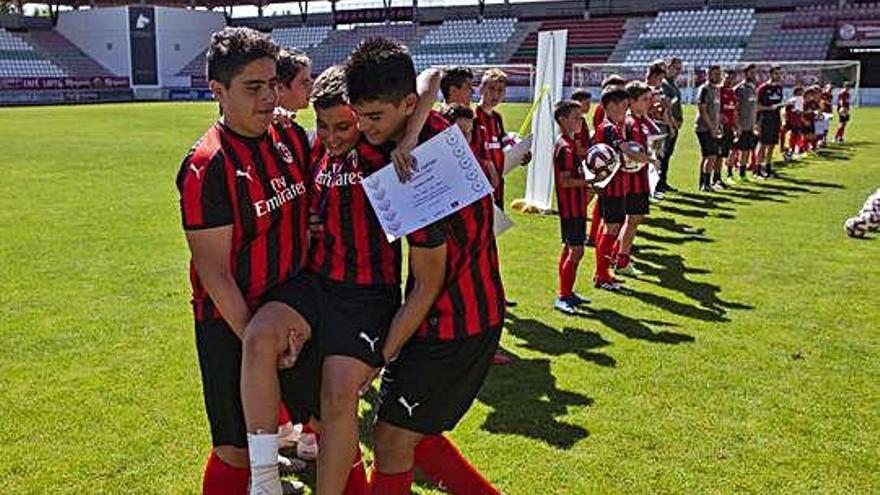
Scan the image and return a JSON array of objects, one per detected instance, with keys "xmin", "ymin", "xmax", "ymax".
[
  {"xmin": 254, "ymin": 175, "xmax": 306, "ymax": 218},
  {"xmin": 314, "ymin": 160, "xmax": 364, "ymax": 189}
]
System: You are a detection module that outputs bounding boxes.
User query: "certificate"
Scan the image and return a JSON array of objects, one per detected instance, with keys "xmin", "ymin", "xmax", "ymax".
[
  {"xmin": 503, "ymin": 134, "xmax": 533, "ymax": 176},
  {"xmin": 362, "ymin": 125, "xmax": 493, "ymax": 242}
]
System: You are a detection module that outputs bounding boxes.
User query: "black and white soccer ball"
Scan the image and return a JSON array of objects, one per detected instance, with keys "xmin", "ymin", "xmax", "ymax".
[
  {"xmin": 860, "ymin": 189, "xmax": 880, "ymax": 215},
  {"xmin": 585, "ymin": 143, "xmax": 619, "ymax": 180},
  {"xmin": 620, "ymin": 141, "xmax": 648, "ymax": 173},
  {"xmin": 844, "ymin": 216, "xmax": 870, "ymax": 238}
]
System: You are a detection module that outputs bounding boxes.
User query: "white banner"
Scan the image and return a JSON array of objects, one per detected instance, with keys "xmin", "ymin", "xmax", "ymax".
[{"xmin": 525, "ymin": 29, "xmax": 567, "ymax": 212}]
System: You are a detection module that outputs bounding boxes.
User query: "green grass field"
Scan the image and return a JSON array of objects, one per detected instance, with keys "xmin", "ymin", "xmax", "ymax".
[{"xmin": 1, "ymin": 102, "xmax": 878, "ymax": 494}]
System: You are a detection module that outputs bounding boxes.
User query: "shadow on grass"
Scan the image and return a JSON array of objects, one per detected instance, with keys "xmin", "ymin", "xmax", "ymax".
[
  {"xmin": 505, "ymin": 313, "xmax": 616, "ymax": 367},
  {"xmin": 479, "ymin": 355, "xmax": 593, "ymax": 448},
  {"xmin": 574, "ymin": 305, "xmax": 695, "ymax": 344},
  {"xmin": 627, "ymin": 247, "xmax": 753, "ymax": 322}
]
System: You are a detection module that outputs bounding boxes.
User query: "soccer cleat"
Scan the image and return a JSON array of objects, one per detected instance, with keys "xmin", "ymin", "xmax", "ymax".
[
  {"xmin": 711, "ymin": 181, "xmax": 726, "ymax": 191},
  {"xmin": 594, "ymin": 280, "xmax": 622, "ymax": 292},
  {"xmin": 569, "ymin": 293, "xmax": 591, "ymax": 306},
  {"xmin": 281, "ymin": 479, "xmax": 306, "ymax": 495},
  {"xmin": 554, "ymin": 297, "xmax": 577, "ymax": 315},
  {"xmin": 699, "ymin": 183, "xmax": 711, "ymax": 192},
  {"xmin": 653, "ymin": 190, "xmax": 665, "ymax": 200},
  {"xmin": 615, "ymin": 263, "xmax": 642, "ymax": 277},
  {"xmin": 278, "ymin": 454, "xmax": 307, "ymax": 477},
  {"xmin": 585, "ymin": 236, "xmax": 596, "ymax": 247},
  {"xmin": 277, "ymin": 422, "xmax": 301, "ymax": 449}
]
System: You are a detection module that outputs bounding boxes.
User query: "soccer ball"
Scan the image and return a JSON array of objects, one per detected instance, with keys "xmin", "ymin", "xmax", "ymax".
[
  {"xmin": 620, "ymin": 141, "xmax": 648, "ymax": 173},
  {"xmin": 844, "ymin": 217, "xmax": 870, "ymax": 238},
  {"xmin": 585, "ymin": 143, "xmax": 619, "ymax": 180}
]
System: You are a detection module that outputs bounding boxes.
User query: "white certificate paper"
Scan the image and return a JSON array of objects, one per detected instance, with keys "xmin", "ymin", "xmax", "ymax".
[
  {"xmin": 503, "ymin": 134, "xmax": 533, "ymax": 176},
  {"xmin": 493, "ymin": 204, "xmax": 514, "ymax": 237},
  {"xmin": 362, "ymin": 125, "xmax": 493, "ymax": 242}
]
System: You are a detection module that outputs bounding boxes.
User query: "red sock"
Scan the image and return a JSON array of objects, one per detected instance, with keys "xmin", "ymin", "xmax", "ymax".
[
  {"xmin": 788, "ymin": 131, "xmax": 798, "ymax": 150},
  {"xmin": 369, "ymin": 469, "xmax": 413, "ymax": 495},
  {"xmin": 559, "ymin": 255, "xmax": 578, "ymax": 298},
  {"xmin": 617, "ymin": 253, "xmax": 631, "ymax": 269},
  {"xmin": 611, "ymin": 240, "xmax": 619, "ymax": 263},
  {"xmin": 836, "ymin": 126, "xmax": 844, "ymax": 140},
  {"xmin": 589, "ymin": 202, "xmax": 602, "ymax": 242},
  {"xmin": 595, "ymin": 231, "xmax": 615, "ymax": 283},
  {"xmin": 414, "ymin": 435, "xmax": 500, "ymax": 495},
  {"xmin": 343, "ymin": 448, "xmax": 369, "ymax": 495},
  {"xmin": 558, "ymin": 249, "xmax": 568, "ymax": 296},
  {"xmin": 202, "ymin": 449, "xmax": 249, "ymax": 495},
  {"xmin": 278, "ymin": 404, "xmax": 291, "ymax": 426}
]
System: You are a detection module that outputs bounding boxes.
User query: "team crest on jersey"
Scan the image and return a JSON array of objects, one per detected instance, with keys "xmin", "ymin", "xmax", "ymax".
[{"xmin": 275, "ymin": 142, "xmax": 294, "ymax": 164}]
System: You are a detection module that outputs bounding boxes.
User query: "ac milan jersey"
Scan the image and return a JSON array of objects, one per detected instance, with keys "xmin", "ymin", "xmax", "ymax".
[
  {"xmin": 803, "ymin": 100, "xmax": 819, "ymax": 124},
  {"xmin": 177, "ymin": 121, "xmax": 311, "ymax": 321},
  {"xmin": 309, "ymin": 112, "xmax": 449, "ymax": 286},
  {"xmin": 622, "ymin": 114, "xmax": 652, "ymax": 196},
  {"xmin": 554, "ymin": 134, "xmax": 587, "ymax": 219},
  {"xmin": 838, "ymin": 90, "xmax": 851, "ymax": 110},
  {"xmin": 574, "ymin": 118, "xmax": 592, "ymax": 160},
  {"xmin": 593, "ymin": 119, "xmax": 627, "ymax": 198},
  {"xmin": 475, "ymin": 106, "xmax": 506, "ymax": 204},
  {"xmin": 821, "ymin": 90, "xmax": 833, "ymax": 113},
  {"xmin": 411, "ymin": 193, "xmax": 505, "ymax": 341},
  {"xmin": 784, "ymin": 101, "xmax": 803, "ymax": 128},
  {"xmin": 592, "ymin": 104, "xmax": 606, "ymax": 132},
  {"xmin": 720, "ymin": 87, "xmax": 738, "ymax": 130}
]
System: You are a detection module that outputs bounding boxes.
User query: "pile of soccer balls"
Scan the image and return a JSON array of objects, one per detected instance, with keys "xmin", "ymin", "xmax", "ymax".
[{"xmin": 844, "ymin": 188, "xmax": 880, "ymax": 238}]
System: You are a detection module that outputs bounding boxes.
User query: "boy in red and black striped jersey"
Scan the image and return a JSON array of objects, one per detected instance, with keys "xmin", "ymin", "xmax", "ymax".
[
  {"xmin": 615, "ymin": 81, "xmax": 657, "ymax": 277},
  {"xmin": 553, "ymin": 100, "xmax": 601, "ymax": 315},
  {"xmin": 176, "ymin": 28, "xmax": 317, "ymax": 495},
  {"xmin": 475, "ymin": 68, "xmax": 513, "ymax": 210},
  {"xmin": 570, "ymin": 88, "xmax": 598, "ymax": 245},
  {"xmin": 587, "ymin": 76, "xmax": 627, "ymax": 247},
  {"xmin": 592, "ymin": 86, "xmax": 650, "ymax": 291},
  {"xmin": 719, "ymin": 70, "xmax": 739, "ymax": 182},
  {"xmin": 835, "ymin": 82, "xmax": 852, "ymax": 143},
  {"xmin": 347, "ymin": 38, "xmax": 504, "ymax": 495},
  {"xmin": 803, "ymin": 86, "xmax": 820, "ymax": 153}
]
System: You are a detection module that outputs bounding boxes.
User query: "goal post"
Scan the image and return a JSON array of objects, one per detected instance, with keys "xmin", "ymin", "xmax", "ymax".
[{"xmin": 571, "ymin": 62, "xmax": 696, "ymax": 101}]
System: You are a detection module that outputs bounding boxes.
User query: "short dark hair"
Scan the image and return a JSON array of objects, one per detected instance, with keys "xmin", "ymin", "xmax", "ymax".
[
  {"xmin": 625, "ymin": 80, "xmax": 652, "ymax": 99},
  {"xmin": 277, "ymin": 48, "xmax": 311, "ymax": 86},
  {"xmin": 743, "ymin": 63, "xmax": 756, "ymax": 72},
  {"xmin": 601, "ymin": 74, "xmax": 627, "ymax": 89},
  {"xmin": 207, "ymin": 27, "xmax": 279, "ymax": 86},
  {"xmin": 648, "ymin": 61, "xmax": 667, "ymax": 79},
  {"xmin": 440, "ymin": 66, "xmax": 473, "ymax": 100},
  {"xmin": 771, "ymin": 65, "xmax": 782, "ymax": 73},
  {"xmin": 311, "ymin": 65, "xmax": 347, "ymax": 110},
  {"xmin": 345, "ymin": 37, "xmax": 416, "ymax": 105},
  {"xmin": 553, "ymin": 100, "xmax": 581, "ymax": 123},
  {"xmin": 667, "ymin": 56, "xmax": 683, "ymax": 66},
  {"xmin": 442, "ymin": 103, "xmax": 474, "ymax": 123},
  {"xmin": 792, "ymin": 85, "xmax": 804, "ymax": 96},
  {"xmin": 571, "ymin": 88, "xmax": 592, "ymax": 102},
  {"xmin": 708, "ymin": 64, "xmax": 722, "ymax": 72},
  {"xmin": 601, "ymin": 87, "xmax": 630, "ymax": 107}
]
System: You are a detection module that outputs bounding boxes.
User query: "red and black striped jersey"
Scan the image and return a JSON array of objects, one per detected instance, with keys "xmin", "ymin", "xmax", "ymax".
[
  {"xmin": 592, "ymin": 104, "xmax": 606, "ymax": 131},
  {"xmin": 553, "ymin": 134, "xmax": 588, "ymax": 219},
  {"xmin": 622, "ymin": 114, "xmax": 652, "ymax": 196},
  {"xmin": 310, "ymin": 112, "xmax": 449, "ymax": 286},
  {"xmin": 177, "ymin": 121, "xmax": 311, "ymax": 321},
  {"xmin": 474, "ymin": 106, "xmax": 507, "ymax": 204},
  {"xmin": 720, "ymin": 87, "xmax": 738, "ymax": 130},
  {"xmin": 411, "ymin": 193, "xmax": 505, "ymax": 341},
  {"xmin": 820, "ymin": 90, "xmax": 833, "ymax": 113},
  {"xmin": 803, "ymin": 100, "xmax": 819, "ymax": 124},
  {"xmin": 593, "ymin": 118, "xmax": 627, "ymax": 198},
  {"xmin": 574, "ymin": 117, "xmax": 592, "ymax": 160},
  {"xmin": 838, "ymin": 89, "xmax": 851, "ymax": 110}
]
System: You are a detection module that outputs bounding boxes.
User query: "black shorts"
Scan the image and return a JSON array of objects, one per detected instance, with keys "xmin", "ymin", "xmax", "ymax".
[
  {"xmin": 315, "ymin": 276, "xmax": 402, "ymax": 368},
  {"xmin": 559, "ymin": 217, "xmax": 586, "ymax": 246},
  {"xmin": 696, "ymin": 131, "xmax": 719, "ymax": 157},
  {"xmin": 840, "ymin": 113, "xmax": 850, "ymax": 123},
  {"xmin": 759, "ymin": 118, "xmax": 781, "ymax": 145},
  {"xmin": 736, "ymin": 131, "xmax": 757, "ymax": 151},
  {"xmin": 718, "ymin": 129, "xmax": 735, "ymax": 158},
  {"xmin": 598, "ymin": 193, "xmax": 649, "ymax": 224},
  {"xmin": 377, "ymin": 326, "xmax": 501, "ymax": 435},
  {"xmin": 195, "ymin": 311, "xmax": 321, "ymax": 447}
]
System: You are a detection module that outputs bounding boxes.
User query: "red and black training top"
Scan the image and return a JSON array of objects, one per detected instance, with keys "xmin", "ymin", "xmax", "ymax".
[
  {"xmin": 720, "ymin": 87, "xmax": 738, "ymax": 131},
  {"xmin": 574, "ymin": 117, "xmax": 593, "ymax": 160},
  {"xmin": 621, "ymin": 114, "xmax": 653, "ymax": 196},
  {"xmin": 838, "ymin": 89, "xmax": 851, "ymax": 111},
  {"xmin": 474, "ymin": 105, "xmax": 507, "ymax": 205},
  {"xmin": 308, "ymin": 111, "xmax": 449, "ymax": 286},
  {"xmin": 593, "ymin": 118, "xmax": 628, "ymax": 198},
  {"xmin": 553, "ymin": 134, "xmax": 588, "ymax": 220},
  {"xmin": 177, "ymin": 121, "xmax": 311, "ymax": 321}
]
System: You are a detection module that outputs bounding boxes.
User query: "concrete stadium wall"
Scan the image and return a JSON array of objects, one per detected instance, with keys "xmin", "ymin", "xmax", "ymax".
[
  {"xmin": 56, "ymin": 8, "xmax": 130, "ymax": 77},
  {"xmin": 155, "ymin": 8, "xmax": 225, "ymax": 87}
]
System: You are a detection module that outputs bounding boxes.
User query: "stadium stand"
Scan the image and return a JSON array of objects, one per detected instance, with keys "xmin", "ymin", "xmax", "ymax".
[
  {"xmin": 0, "ymin": 28, "xmax": 67, "ymax": 77},
  {"xmin": 782, "ymin": 2, "xmax": 880, "ymax": 28},
  {"xmin": 412, "ymin": 17, "xmax": 518, "ymax": 70},
  {"xmin": 622, "ymin": 9, "xmax": 753, "ymax": 66},
  {"xmin": 307, "ymin": 23, "xmax": 428, "ymax": 72},
  {"xmin": 509, "ymin": 17, "xmax": 625, "ymax": 67},
  {"xmin": 19, "ymin": 29, "xmax": 114, "ymax": 77},
  {"xmin": 271, "ymin": 25, "xmax": 332, "ymax": 49}
]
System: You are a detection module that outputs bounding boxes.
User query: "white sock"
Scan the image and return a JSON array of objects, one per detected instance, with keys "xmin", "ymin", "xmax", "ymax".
[{"xmin": 248, "ymin": 432, "xmax": 281, "ymax": 495}]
